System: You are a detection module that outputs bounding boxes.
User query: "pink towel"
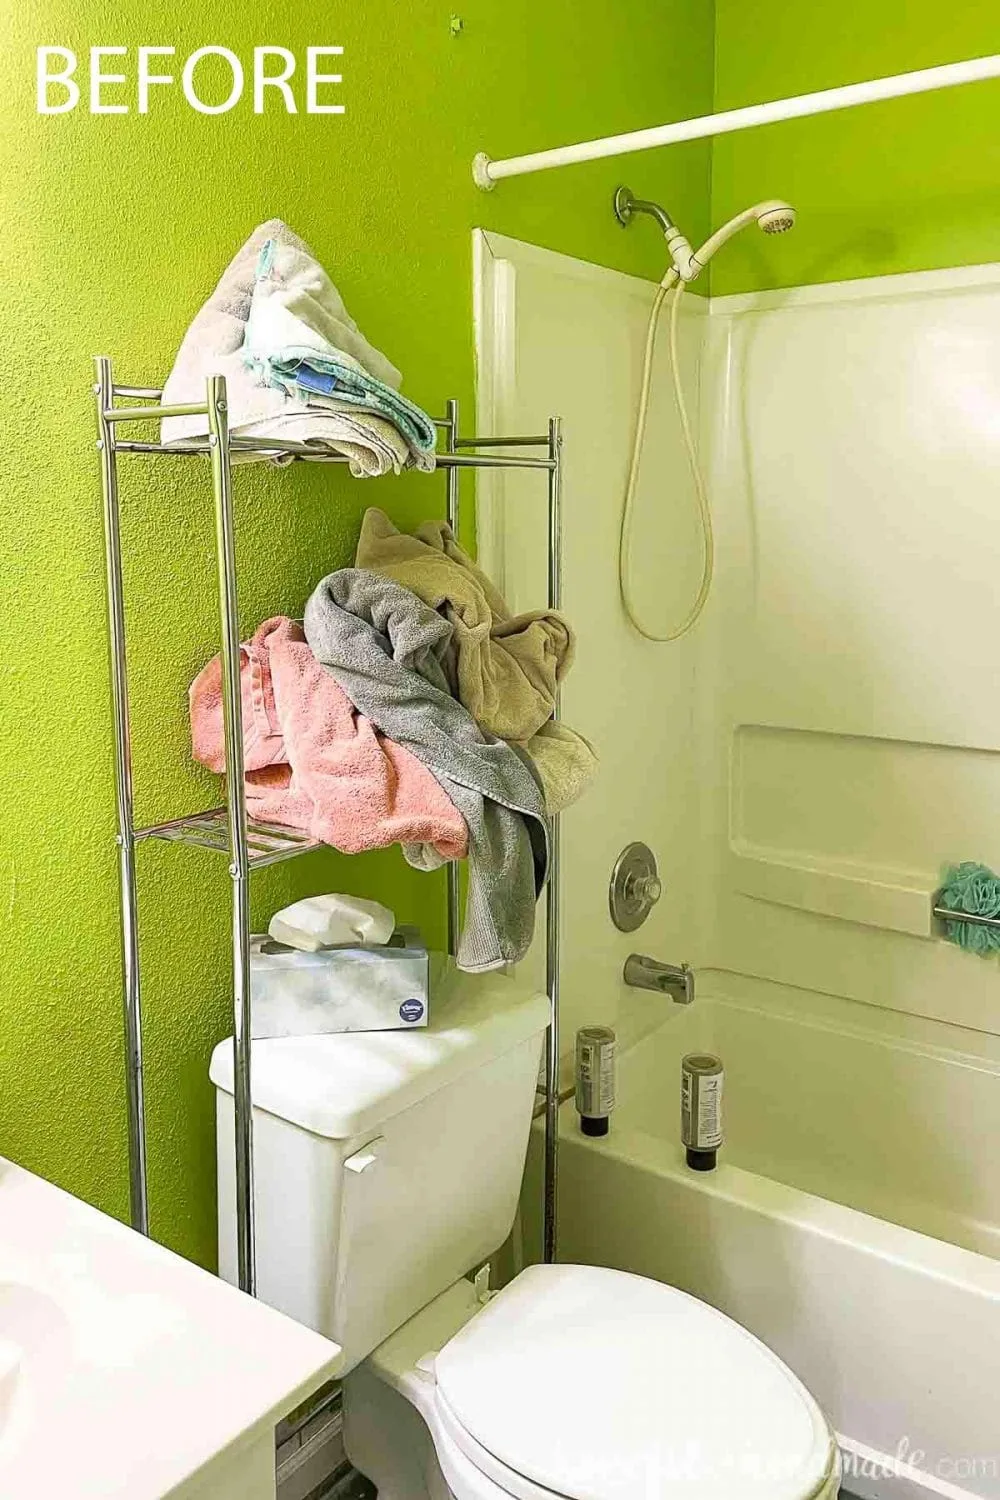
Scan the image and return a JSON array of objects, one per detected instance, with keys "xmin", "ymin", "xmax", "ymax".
[{"xmin": 190, "ymin": 616, "xmax": 468, "ymax": 860}]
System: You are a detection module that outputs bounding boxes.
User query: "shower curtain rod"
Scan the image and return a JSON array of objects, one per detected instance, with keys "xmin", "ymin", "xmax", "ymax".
[{"xmin": 473, "ymin": 52, "xmax": 1000, "ymax": 188}]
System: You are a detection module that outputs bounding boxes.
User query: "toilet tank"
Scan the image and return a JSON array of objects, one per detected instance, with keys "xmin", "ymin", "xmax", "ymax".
[{"xmin": 210, "ymin": 963, "xmax": 549, "ymax": 1374}]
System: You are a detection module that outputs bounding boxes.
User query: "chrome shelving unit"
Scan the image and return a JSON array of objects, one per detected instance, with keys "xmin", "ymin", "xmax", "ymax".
[{"xmin": 94, "ymin": 357, "xmax": 563, "ymax": 1294}]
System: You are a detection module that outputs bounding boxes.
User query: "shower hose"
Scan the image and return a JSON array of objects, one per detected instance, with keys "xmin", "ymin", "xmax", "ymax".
[{"xmin": 618, "ymin": 274, "xmax": 715, "ymax": 643}]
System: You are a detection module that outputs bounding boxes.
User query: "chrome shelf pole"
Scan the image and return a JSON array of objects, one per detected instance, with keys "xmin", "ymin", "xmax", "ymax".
[
  {"xmin": 543, "ymin": 416, "xmax": 563, "ymax": 1265},
  {"xmin": 95, "ymin": 355, "xmax": 149, "ymax": 1238},
  {"xmin": 444, "ymin": 399, "xmax": 461, "ymax": 960},
  {"xmin": 207, "ymin": 375, "xmax": 256, "ymax": 1297}
]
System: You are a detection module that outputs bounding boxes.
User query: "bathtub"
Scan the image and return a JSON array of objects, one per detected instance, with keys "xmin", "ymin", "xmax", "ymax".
[{"xmin": 530, "ymin": 984, "xmax": 1000, "ymax": 1500}]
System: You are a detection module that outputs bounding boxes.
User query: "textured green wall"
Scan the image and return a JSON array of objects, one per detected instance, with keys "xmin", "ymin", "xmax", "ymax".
[
  {"xmin": 712, "ymin": 0, "xmax": 1000, "ymax": 295},
  {"xmin": 0, "ymin": 1, "xmax": 713, "ymax": 1267}
]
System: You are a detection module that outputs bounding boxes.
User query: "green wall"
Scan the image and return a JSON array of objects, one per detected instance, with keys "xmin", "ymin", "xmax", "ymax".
[
  {"xmin": 0, "ymin": 1, "xmax": 713, "ymax": 1267},
  {"xmin": 712, "ymin": 0, "xmax": 1000, "ymax": 294}
]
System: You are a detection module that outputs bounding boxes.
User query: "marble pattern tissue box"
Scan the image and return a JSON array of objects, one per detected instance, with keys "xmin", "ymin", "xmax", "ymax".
[{"xmin": 249, "ymin": 927, "xmax": 434, "ymax": 1038}]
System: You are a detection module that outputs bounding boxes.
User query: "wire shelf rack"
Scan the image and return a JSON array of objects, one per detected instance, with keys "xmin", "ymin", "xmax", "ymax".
[
  {"xmin": 134, "ymin": 809, "xmax": 323, "ymax": 868},
  {"xmin": 95, "ymin": 357, "xmax": 564, "ymax": 1297}
]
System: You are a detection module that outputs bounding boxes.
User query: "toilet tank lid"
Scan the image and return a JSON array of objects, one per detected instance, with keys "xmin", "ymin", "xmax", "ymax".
[{"xmin": 209, "ymin": 963, "xmax": 550, "ymax": 1140}]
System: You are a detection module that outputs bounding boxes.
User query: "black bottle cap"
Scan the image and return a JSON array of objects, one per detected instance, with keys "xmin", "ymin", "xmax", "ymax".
[
  {"xmin": 580, "ymin": 1114, "xmax": 609, "ymax": 1137},
  {"xmin": 686, "ymin": 1147, "xmax": 717, "ymax": 1171}
]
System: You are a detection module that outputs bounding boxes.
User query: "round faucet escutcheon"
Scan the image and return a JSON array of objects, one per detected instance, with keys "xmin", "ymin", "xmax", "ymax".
[{"xmin": 609, "ymin": 842, "xmax": 662, "ymax": 931}]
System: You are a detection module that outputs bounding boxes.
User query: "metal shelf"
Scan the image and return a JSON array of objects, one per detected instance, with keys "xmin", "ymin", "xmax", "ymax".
[
  {"xmin": 116, "ymin": 437, "xmax": 556, "ymax": 470},
  {"xmin": 134, "ymin": 809, "xmax": 322, "ymax": 868},
  {"xmin": 95, "ymin": 356, "xmax": 564, "ymax": 1296}
]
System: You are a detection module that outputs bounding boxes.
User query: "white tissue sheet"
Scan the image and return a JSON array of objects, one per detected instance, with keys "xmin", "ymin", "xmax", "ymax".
[{"xmin": 267, "ymin": 893, "xmax": 395, "ymax": 952}]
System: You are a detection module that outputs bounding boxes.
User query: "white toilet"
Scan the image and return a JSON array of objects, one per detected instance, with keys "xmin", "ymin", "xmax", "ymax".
[{"xmin": 211, "ymin": 966, "xmax": 840, "ymax": 1500}]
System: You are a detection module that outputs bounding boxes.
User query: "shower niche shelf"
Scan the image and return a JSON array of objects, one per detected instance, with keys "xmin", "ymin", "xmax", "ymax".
[
  {"xmin": 729, "ymin": 722, "xmax": 1000, "ymax": 940},
  {"xmin": 730, "ymin": 846, "xmax": 936, "ymax": 938}
]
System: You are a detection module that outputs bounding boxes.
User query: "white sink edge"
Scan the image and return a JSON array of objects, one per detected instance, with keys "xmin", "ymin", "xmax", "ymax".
[{"xmin": 0, "ymin": 1158, "xmax": 341, "ymax": 1500}]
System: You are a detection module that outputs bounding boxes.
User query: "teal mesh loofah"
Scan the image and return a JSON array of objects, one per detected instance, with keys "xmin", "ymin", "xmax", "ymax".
[{"xmin": 938, "ymin": 862, "xmax": 1000, "ymax": 955}]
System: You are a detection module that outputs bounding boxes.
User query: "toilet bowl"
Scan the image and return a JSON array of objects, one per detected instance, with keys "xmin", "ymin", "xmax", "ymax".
[{"xmin": 343, "ymin": 1262, "xmax": 841, "ymax": 1500}]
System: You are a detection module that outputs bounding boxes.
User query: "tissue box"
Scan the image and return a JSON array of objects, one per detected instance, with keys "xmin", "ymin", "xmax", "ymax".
[{"xmin": 249, "ymin": 927, "xmax": 434, "ymax": 1038}]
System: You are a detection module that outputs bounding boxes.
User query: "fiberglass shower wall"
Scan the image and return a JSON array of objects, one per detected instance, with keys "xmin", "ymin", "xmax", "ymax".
[
  {"xmin": 699, "ymin": 264, "xmax": 1000, "ymax": 1041},
  {"xmin": 477, "ymin": 231, "xmax": 1000, "ymax": 1095},
  {"xmin": 474, "ymin": 230, "xmax": 712, "ymax": 1076}
]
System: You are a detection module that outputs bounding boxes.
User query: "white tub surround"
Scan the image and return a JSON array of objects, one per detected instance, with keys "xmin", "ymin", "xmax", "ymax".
[
  {"xmin": 481, "ymin": 235, "xmax": 1000, "ymax": 1500},
  {"xmin": 473, "ymin": 230, "xmax": 710, "ymax": 1065},
  {"xmin": 0, "ymin": 1158, "xmax": 341, "ymax": 1499},
  {"xmin": 477, "ymin": 240, "xmax": 1000, "ymax": 1057},
  {"xmin": 702, "ymin": 260, "xmax": 1000, "ymax": 1040}
]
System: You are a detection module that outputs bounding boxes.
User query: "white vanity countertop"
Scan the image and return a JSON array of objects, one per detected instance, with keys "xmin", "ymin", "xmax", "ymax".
[{"xmin": 0, "ymin": 1157, "xmax": 342, "ymax": 1498}]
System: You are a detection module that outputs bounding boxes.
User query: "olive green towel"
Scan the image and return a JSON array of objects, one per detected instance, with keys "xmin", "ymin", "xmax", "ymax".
[
  {"xmin": 356, "ymin": 507, "xmax": 572, "ymax": 741},
  {"xmin": 356, "ymin": 508, "xmax": 597, "ymax": 811},
  {"xmin": 516, "ymin": 720, "xmax": 597, "ymax": 817}
]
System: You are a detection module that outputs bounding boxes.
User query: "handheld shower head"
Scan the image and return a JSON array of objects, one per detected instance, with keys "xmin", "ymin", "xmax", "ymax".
[
  {"xmin": 756, "ymin": 200, "xmax": 797, "ymax": 235},
  {"xmin": 613, "ymin": 187, "xmax": 796, "ymax": 284},
  {"xmin": 689, "ymin": 199, "xmax": 796, "ymax": 273}
]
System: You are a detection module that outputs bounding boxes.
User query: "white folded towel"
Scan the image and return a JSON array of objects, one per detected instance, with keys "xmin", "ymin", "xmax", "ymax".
[
  {"xmin": 235, "ymin": 409, "xmax": 413, "ymax": 476},
  {"xmin": 160, "ymin": 220, "xmax": 431, "ymax": 475}
]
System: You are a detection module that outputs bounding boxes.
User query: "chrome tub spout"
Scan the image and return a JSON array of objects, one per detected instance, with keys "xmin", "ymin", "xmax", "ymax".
[{"xmin": 623, "ymin": 954, "xmax": 694, "ymax": 1004}]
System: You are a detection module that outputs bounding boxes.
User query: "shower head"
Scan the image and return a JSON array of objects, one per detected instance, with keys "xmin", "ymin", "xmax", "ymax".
[
  {"xmin": 689, "ymin": 199, "xmax": 796, "ymax": 275},
  {"xmin": 756, "ymin": 201, "xmax": 797, "ymax": 235}
]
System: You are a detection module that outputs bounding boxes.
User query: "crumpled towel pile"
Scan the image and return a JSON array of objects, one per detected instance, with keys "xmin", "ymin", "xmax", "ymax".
[
  {"xmin": 189, "ymin": 615, "xmax": 467, "ymax": 865},
  {"xmin": 161, "ymin": 220, "xmax": 436, "ymax": 477},
  {"xmin": 305, "ymin": 570, "xmax": 549, "ymax": 974},
  {"xmin": 356, "ymin": 508, "xmax": 597, "ymax": 812}
]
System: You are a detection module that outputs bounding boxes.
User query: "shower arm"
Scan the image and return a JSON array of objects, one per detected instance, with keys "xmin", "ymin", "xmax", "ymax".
[{"xmin": 614, "ymin": 188, "xmax": 696, "ymax": 281}]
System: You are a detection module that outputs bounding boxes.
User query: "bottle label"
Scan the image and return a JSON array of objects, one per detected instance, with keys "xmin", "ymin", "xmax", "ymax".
[
  {"xmin": 682, "ymin": 1067, "xmax": 723, "ymax": 1149},
  {"xmin": 575, "ymin": 1033, "xmax": 616, "ymax": 1116}
]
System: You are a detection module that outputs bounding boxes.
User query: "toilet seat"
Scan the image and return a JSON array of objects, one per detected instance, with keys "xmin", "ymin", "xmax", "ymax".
[{"xmin": 430, "ymin": 1264, "xmax": 838, "ymax": 1500}]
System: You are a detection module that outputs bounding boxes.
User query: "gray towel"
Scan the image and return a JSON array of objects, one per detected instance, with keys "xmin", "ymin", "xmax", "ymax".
[{"xmin": 304, "ymin": 570, "xmax": 549, "ymax": 973}]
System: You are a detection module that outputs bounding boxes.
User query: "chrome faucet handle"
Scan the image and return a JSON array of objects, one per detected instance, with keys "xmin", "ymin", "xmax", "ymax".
[
  {"xmin": 626, "ymin": 872, "xmax": 662, "ymax": 905},
  {"xmin": 623, "ymin": 954, "xmax": 695, "ymax": 1005}
]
